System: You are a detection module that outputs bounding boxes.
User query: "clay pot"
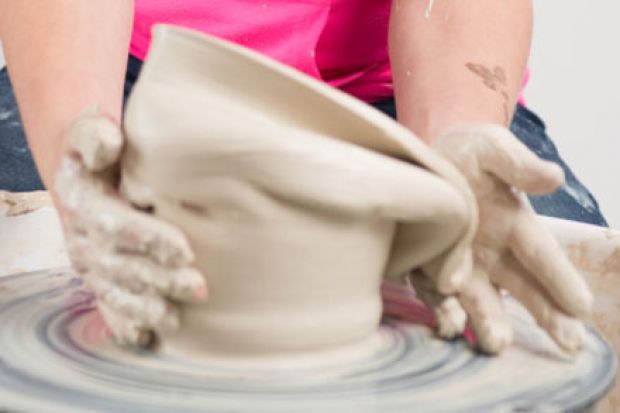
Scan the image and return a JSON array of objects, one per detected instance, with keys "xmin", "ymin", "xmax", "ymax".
[{"xmin": 121, "ymin": 25, "xmax": 474, "ymax": 357}]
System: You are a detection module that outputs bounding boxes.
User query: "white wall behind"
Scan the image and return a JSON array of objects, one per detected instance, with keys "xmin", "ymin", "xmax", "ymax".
[
  {"xmin": 0, "ymin": 40, "xmax": 4, "ymax": 68},
  {"xmin": 526, "ymin": 2, "xmax": 620, "ymax": 227}
]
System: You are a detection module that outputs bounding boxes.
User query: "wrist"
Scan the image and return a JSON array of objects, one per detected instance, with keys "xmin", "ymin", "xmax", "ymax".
[
  {"xmin": 31, "ymin": 128, "xmax": 70, "ymax": 192},
  {"xmin": 398, "ymin": 103, "xmax": 513, "ymax": 144}
]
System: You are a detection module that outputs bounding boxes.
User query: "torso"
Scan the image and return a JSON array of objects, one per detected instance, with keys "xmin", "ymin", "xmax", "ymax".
[{"xmin": 130, "ymin": 0, "xmax": 394, "ymax": 102}]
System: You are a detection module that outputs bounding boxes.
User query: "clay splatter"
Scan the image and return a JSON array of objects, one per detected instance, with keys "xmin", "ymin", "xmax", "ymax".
[
  {"xmin": 0, "ymin": 110, "xmax": 13, "ymax": 121},
  {"xmin": 562, "ymin": 183, "xmax": 597, "ymax": 213}
]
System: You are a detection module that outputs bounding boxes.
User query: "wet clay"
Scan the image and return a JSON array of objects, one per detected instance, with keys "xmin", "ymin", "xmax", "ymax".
[
  {"xmin": 121, "ymin": 26, "xmax": 477, "ymax": 358},
  {"xmin": 0, "ymin": 191, "xmax": 52, "ymax": 217},
  {"xmin": 547, "ymin": 218, "xmax": 620, "ymax": 413}
]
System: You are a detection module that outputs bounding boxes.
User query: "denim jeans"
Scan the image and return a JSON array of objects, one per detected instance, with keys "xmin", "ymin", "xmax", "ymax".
[{"xmin": 0, "ymin": 60, "xmax": 608, "ymax": 227}]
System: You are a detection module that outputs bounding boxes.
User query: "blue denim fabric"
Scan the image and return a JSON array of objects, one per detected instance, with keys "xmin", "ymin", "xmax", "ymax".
[
  {"xmin": 510, "ymin": 106, "xmax": 608, "ymax": 226},
  {"xmin": 0, "ymin": 68, "xmax": 43, "ymax": 191},
  {"xmin": 0, "ymin": 62, "xmax": 608, "ymax": 227}
]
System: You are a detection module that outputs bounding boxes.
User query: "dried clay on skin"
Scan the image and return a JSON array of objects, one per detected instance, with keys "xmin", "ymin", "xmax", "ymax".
[{"xmin": 0, "ymin": 191, "xmax": 52, "ymax": 217}]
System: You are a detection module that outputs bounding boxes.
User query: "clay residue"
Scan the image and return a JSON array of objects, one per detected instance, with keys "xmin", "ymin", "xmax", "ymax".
[
  {"xmin": 603, "ymin": 228, "xmax": 618, "ymax": 241},
  {"xmin": 566, "ymin": 237, "xmax": 620, "ymax": 413},
  {"xmin": 0, "ymin": 191, "xmax": 52, "ymax": 217},
  {"xmin": 0, "ymin": 110, "xmax": 13, "ymax": 121}
]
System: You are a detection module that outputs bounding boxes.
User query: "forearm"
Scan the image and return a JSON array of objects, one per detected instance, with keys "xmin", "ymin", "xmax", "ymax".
[
  {"xmin": 389, "ymin": 0, "xmax": 532, "ymax": 142},
  {"xmin": 0, "ymin": 1, "xmax": 133, "ymax": 188}
]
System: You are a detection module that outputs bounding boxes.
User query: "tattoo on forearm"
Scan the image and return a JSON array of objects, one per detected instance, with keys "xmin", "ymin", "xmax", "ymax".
[{"xmin": 465, "ymin": 62, "xmax": 511, "ymax": 123}]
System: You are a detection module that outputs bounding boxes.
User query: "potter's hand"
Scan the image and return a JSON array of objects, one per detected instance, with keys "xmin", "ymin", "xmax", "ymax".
[
  {"xmin": 55, "ymin": 107, "xmax": 207, "ymax": 346},
  {"xmin": 428, "ymin": 124, "xmax": 593, "ymax": 354}
]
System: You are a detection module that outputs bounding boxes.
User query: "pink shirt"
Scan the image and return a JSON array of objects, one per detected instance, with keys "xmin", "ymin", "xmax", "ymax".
[
  {"xmin": 131, "ymin": 0, "xmax": 390, "ymax": 103},
  {"xmin": 131, "ymin": 1, "xmax": 526, "ymax": 104}
]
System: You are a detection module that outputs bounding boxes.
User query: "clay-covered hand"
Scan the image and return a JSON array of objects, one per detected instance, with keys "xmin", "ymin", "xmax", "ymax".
[
  {"xmin": 425, "ymin": 124, "xmax": 593, "ymax": 354},
  {"xmin": 54, "ymin": 107, "xmax": 207, "ymax": 346}
]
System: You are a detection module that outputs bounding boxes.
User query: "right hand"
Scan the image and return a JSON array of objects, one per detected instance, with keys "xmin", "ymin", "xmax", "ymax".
[
  {"xmin": 54, "ymin": 107, "xmax": 207, "ymax": 347},
  {"xmin": 411, "ymin": 125, "xmax": 592, "ymax": 355}
]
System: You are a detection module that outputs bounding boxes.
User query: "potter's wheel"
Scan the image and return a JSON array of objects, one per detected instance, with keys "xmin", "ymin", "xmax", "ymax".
[{"xmin": 0, "ymin": 269, "xmax": 615, "ymax": 413}]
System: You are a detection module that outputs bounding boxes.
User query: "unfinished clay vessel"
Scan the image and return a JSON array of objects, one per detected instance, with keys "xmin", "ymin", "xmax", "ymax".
[{"xmin": 121, "ymin": 25, "xmax": 475, "ymax": 358}]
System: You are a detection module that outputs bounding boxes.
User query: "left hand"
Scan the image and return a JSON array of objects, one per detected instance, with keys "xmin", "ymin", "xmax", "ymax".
[
  {"xmin": 55, "ymin": 107, "xmax": 207, "ymax": 347},
  {"xmin": 411, "ymin": 124, "xmax": 593, "ymax": 354}
]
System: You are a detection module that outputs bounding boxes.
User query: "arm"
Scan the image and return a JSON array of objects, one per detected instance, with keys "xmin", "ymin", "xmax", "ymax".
[
  {"xmin": 0, "ymin": 1, "xmax": 134, "ymax": 188},
  {"xmin": 389, "ymin": 0, "xmax": 532, "ymax": 142},
  {"xmin": 1, "ymin": 3, "xmax": 206, "ymax": 346},
  {"xmin": 389, "ymin": 1, "xmax": 592, "ymax": 355}
]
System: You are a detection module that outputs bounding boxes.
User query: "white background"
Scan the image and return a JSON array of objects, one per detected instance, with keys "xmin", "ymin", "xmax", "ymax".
[{"xmin": 0, "ymin": 3, "xmax": 618, "ymax": 226}]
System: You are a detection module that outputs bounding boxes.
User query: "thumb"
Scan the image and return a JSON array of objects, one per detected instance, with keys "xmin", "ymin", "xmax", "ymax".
[
  {"xmin": 68, "ymin": 105, "xmax": 124, "ymax": 172},
  {"xmin": 476, "ymin": 124, "xmax": 565, "ymax": 194}
]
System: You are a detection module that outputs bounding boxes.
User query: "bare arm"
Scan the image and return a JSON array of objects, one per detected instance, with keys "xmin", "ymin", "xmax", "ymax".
[
  {"xmin": 389, "ymin": 0, "xmax": 532, "ymax": 142},
  {"xmin": 0, "ymin": 1, "xmax": 134, "ymax": 188},
  {"xmin": 389, "ymin": 2, "xmax": 592, "ymax": 355},
  {"xmin": 1, "ymin": 3, "xmax": 207, "ymax": 346}
]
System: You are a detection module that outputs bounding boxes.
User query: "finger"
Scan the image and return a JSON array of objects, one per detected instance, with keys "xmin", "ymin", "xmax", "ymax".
[
  {"xmin": 56, "ymin": 155, "xmax": 195, "ymax": 267},
  {"xmin": 64, "ymin": 233, "xmax": 92, "ymax": 273},
  {"xmin": 471, "ymin": 124, "xmax": 565, "ymax": 194},
  {"xmin": 458, "ymin": 271, "xmax": 513, "ymax": 354},
  {"xmin": 71, "ymin": 192, "xmax": 195, "ymax": 267},
  {"xmin": 54, "ymin": 156, "xmax": 102, "ymax": 212},
  {"xmin": 80, "ymin": 248, "xmax": 207, "ymax": 302},
  {"xmin": 439, "ymin": 247, "xmax": 473, "ymax": 295},
  {"xmin": 97, "ymin": 300, "xmax": 154, "ymax": 347},
  {"xmin": 421, "ymin": 247, "xmax": 473, "ymax": 296},
  {"xmin": 408, "ymin": 272, "xmax": 467, "ymax": 339},
  {"xmin": 434, "ymin": 296, "xmax": 468, "ymax": 339},
  {"xmin": 509, "ymin": 212, "xmax": 593, "ymax": 318},
  {"xmin": 410, "ymin": 269, "xmax": 480, "ymax": 342},
  {"xmin": 159, "ymin": 267, "xmax": 207, "ymax": 302},
  {"xmin": 86, "ymin": 276, "xmax": 179, "ymax": 333},
  {"xmin": 68, "ymin": 105, "xmax": 124, "ymax": 172},
  {"xmin": 492, "ymin": 254, "xmax": 587, "ymax": 354}
]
